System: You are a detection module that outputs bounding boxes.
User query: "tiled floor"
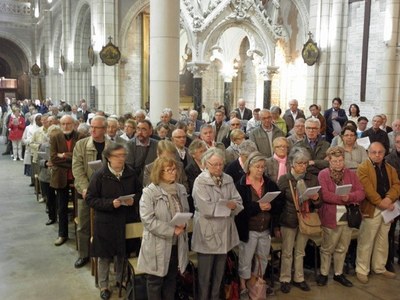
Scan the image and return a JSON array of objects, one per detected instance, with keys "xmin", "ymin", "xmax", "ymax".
[{"xmin": 0, "ymin": 142, "xmax": 399, "ymax": 300}]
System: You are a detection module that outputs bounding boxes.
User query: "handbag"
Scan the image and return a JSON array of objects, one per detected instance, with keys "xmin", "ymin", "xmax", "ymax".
[
  {"xmin": 346, "ymin": 204, "xmax": 362, "ymax": 229},
  {"xmin": 246, "ymin": 256, "xmax": 267, "ymax": 300},
  {"xmin": 289, "ymin": 180, "xmax": 321, "ymax": 236},
  {"xmin": 224, "ymin": 253, "xmax": 239, "ymax": 300}
]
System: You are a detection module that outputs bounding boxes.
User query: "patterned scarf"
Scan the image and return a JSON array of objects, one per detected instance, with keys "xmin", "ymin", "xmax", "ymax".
[{"xmin": 330, "ymin": 168, "xmax": 344, "ymax": 185}]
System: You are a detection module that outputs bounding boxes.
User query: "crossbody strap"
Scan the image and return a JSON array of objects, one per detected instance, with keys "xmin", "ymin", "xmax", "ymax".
[{"xmin": 288, "ymin": 179, "xmax": 300, "ymax": 212}]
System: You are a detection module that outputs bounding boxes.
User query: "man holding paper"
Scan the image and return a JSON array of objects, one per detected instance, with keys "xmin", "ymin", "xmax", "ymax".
[{"xmin": 355, "ymin": 142, "xmax": 400, "ymax": 283}]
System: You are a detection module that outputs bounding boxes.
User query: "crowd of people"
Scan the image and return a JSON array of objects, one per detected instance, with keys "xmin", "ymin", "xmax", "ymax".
[{"xmin": 1, "ymin": 96, "xmax": 400, "ymax": 300}]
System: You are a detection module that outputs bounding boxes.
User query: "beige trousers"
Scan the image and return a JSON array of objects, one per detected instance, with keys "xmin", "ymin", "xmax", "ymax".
[
  {"xmin": 356, "ymin": 209, "xmax": 390, "ymax": 275},
  {"xmin": 320, "ymin": 224, "xmax": 353, "ymax": 276}
]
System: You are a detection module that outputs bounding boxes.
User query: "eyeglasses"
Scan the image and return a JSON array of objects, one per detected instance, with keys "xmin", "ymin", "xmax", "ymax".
[
  {"xmin": 306, "ymin": 127, "xmax": 319, "ymax": 131},
  {"xmin": 231, "ymin": 123, "xmax": 241, "ymax": 126},
  {"xmin": 110, "ymin": 154, "xmax": 127, "ymax": 158},
  {"xmin": 294, "ymin": 161, "xmax": 308, "ymax": 166},
  {"xmin": 369, "ymin": 151, "xmax": 385, "ymax": 155},
  {"xmin": 207, "ymin": 161, "xmax": 224, "ymax": 168},
  {"xmin": 330, "ymin": 159, "xmax": 344, "ymax": 164},
  {"xmin": 91, "ymin": 126, "xmax": 105, "ymax": 130},
  {"xmin": 173, "ymin": 136, "xmax": 186, "ymax": 139},
  {"xmin": 163, "ymin": 168, "xmax": 177, "ymax": 174}
]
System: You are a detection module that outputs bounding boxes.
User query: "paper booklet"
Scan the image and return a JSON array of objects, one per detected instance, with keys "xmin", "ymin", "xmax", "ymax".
[
  {"xmin": 300, "ymin": 186, "xmax": 321, "ymax": 202},
  {"xmin": 258, "ymin": 191, "xmax": 281, "ymax": 203},
  {"xmin": 382, "ymin": 201, "xmax": 400, "ymax": 224},
  {"xmin": 170, "ymin": 212, "xmax": 193, "ymax": 226},
  {"xmin": 335, "ymin": 184, "xmax": 352, "ymax": 196},
  {"xmin": 118, "ymin": 194, "xmax": 135, "ymax": 206},
  {"xmin": 214, "ymin": 199, "xmax": 231, "ymax": 217},
  {"xmin": 357, "ymin": 137, "xmax": 370, "ymax": 150},
  {"xmin": 88, "ymin": 160, "xmax": 102, "ymax": 171}
]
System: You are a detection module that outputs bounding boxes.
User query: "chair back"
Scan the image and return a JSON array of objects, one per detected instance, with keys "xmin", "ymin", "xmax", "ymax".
[{"xmin": 125, "ymin": 222, "xmax": 144, "ymax": 239}]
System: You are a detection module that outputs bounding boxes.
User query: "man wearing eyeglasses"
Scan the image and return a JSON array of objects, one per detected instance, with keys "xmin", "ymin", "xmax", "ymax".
[
  {"xmin": 72, "ymin": 115, "xmax": 111, "ymax": 268},
  {"xmin": 295, "ymin": 118, "xmax": 329, "ymax": 175},
  {"xmin": 355, "ymin": 142, "xmax": 400, "ymax": 284}
]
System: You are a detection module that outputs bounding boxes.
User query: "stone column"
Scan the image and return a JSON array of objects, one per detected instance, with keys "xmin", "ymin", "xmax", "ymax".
[
  {"xmin": 187, "ymin": 62, "xmax": 209, "ymax": 117},
  {"xmin": 261, "ymin": 66, "xmax": 279, "ymax": 109},
  {"xmin": 149, "ymin": 0, "xmax": 180, "ymax": 123},
  {"xmin": 381, "ymin": 0, "xmax": 400, "ymax": 122}
]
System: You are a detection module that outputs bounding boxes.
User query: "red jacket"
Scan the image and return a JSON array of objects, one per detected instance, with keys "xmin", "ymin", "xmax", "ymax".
[
  {"xmin": 318, "ymin": 168, "xmax": 365, "ymax": 229},
  {"xmin": 8, "ymin": 115, "xmax": 25, "ymax": 141}
]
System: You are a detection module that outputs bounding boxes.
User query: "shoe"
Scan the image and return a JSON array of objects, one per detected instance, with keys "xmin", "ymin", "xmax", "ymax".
[
  {"xmin": 74, "ymin": 257, "xmax": 89, "ymax": 268},
  {"xmin": 356, "ymin": 272, "xmax": 368, "ymax": 284},
  {"xmin": 38, "ymin": 198, "xmax": 45, "ymax": 203},
  {"xmin": 29, "ymin": 183, "xmax": 34, "ymax": 187},
  {"xmin": 239, "ymin": 288, "xmax": 249, "ymax": 300},
  {"xmin": 18, "ymin": 157, "xmax": 23, "ymax": 161},
  {"xmin": 333, "ymin": 274, "xmax": 353, "ymax": 287},
  {"xmin": 379, "ymin": 270, "xmax": 396, "ymax": 279},
  {"xmin": 386, "ymin": 263, "xmax": 395, "ymax": 272},
  {"xmin": 280, "ymin": 282, "xmax": 291, "ymax": 294},
  {"xmin": 13, "ymin": 158, "xmax": 16, "ymax": 161},
  {"xmin": 2, "ymin": 152, "xmax": 10, "ymax": 155},
  {"xmin": 46, "ymin": 219, "xmax": 56, "ymax": 226},
  {"xmin": 292, "ymin": 281, "xmax": 310, "ymax": 291},
  {"xmin": 266, "ymin": 285, "xmax": 275, "ymax": 296},
  {"xmin": 316, "ymin": 274, "xmax": 328, "ymax": 286},
  {"xmin": 100, "ymin": 289, "xmax": 111, "ymax": 300},
  {"xmin": 54, "ymin": 237, "xmax": 68, "ymax": 246}
]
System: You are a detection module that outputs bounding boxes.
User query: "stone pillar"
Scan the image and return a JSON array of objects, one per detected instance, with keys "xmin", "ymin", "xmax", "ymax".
[
  {"xmin": 381, "ymin": 0, "xmax": 400, "ymax": 122},
  {"xmin": 43, "ymin": 9, "xmax": 53, "ymax": 99},
  {"xmin": 224, "ymin": 81, "xmax": 232, "ymax": 114},
  {"xmin": 261, "ymin": 66, "xmax": 279, "ymax": 109},
  {"xmin": 149, "ymin": 0, "xmax": 180, "ymax": 123},
  {"xmin": 187, "ymin": 62, "xmax": 209, "ymax": 118},
  {"xmin": 62, "ymin": 0, "xmax": 72, "ymax": 102}
]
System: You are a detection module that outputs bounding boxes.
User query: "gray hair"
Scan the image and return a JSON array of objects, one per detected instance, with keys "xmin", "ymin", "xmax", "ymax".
[
  {"xmin": 294, "ymin": 118, "xmax": 306, "ymax": 125},
  {"xmin": 201, "ymin": 147, "xmax": 225, "ymax": 166},
  {"xmin": 243, "ymin": 151, "xmax": 266, "ymax": 173},
  {"xmin": 238, "ymin": 140, "xmax": 257, "ymax": 156},
  {"xmin": 288, "ymin": 147, "xmax": 311, "ymax": 166},
  {"xmin": 270, "ymin": 105, "xmax": 282, "ymax": 115},
  {"xmin": 77, "ymin": 123, "xmax": 90, "ymax": 136},
  {"xmin": 188, "ymin": 139, "xmax": 207, "ymax": 155},
  {"xmin": 305, "ymin": 117, "xmax": 320, "ymax": 128}
]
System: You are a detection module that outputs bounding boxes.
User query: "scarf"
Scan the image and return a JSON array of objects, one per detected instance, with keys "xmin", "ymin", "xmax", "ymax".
[
  {"xmin": 330, "ymin": 168, "xmax": 344, "ymax": 185},
  {"xmin": 291, "ymin": 169, "xmax": 309, "ymax": 213},
  {"xmin": 159, "ymin": 182, "xmax": 182, "ymax": 218},
  {"xmin": 274, "ymin": 153, "xmax": 287, "ymax": 180}
]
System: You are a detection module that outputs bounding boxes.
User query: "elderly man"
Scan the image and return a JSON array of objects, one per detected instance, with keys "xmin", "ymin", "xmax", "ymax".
[
  {"xmin": 106, "ymin": 117, "xmax": 125, "ymax": 143},
  {"xmin": 72, "ymin": 115, "xmax": 111, "ymax": 268},
  {"xmin": 287, "ymin": 118, "xmax": 306, "ymax": 146},
  {"xmin": 171, "ymin": 128, "xmax": 193, "ymax": 168},
  {"xmin": 362, "ymin": 115, "xmax": 390, "ymax": 155},
  {"xmin": 388, "ymin": 119, "xmax": 400, "ymax": 151},
  {"xmin": 249, "ymin": 109, "xmax": 284, "ymax": 158},
  {"xmin": 235, "ymin": 98, "xmax": 252, "ymax": 121},
  {"xmin": 355, "ymin": 142, "xmax": 400, "ymax": 283},
  {"xmin": 199, "ymin": 124, "xmax": 225, "ymax": 151},
  {"xmin": 125, "ymin": 120, "xmax": 158, "ymax": 183},
  {"xmin": 283, "ymin": 99, "xmax": 306, "ymax": 132},
  {"xmin": 246, "ymin": 108, "xmax": 261, "ymax": 135},
  {"xmin": 189, "ymin": 109, "xmax": 205, "ymax": 132},
  {"xmin": 211, "ymin": 109, "xmax": 230, "ymax": 143},
  {"xmin": 221, "ymin": 117, "xmax": 242, "ymax": 148},
  {"xmin": 295, "ymin": 118, "xmax": 329, "ymax": 175},
  {"xmin": 50, "ymin": 115, "xmax": 79, "ymax": 246}
]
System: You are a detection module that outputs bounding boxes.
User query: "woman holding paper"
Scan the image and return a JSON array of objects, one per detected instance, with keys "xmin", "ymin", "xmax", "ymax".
[
  {"xmin": 316, "ymin": 146, "xmax": 365, "ymax": 287},
  {"xmin": 234, "ymin": 151, "xmax": 284, "ymax": 298},
  {"xmin": 276, "ymin": 147, "xmax": 321, "ymax": 294},
  {"xmin": 191, "ymin": 148, "xmax": 243, "ymax": 300},
  {"xmin": 138, "ymin": 156, "xmax": 190, "ymax": 300},
  {"xmin": 87, "ymin": 143, "xmax": 142, "ymax": 300}
]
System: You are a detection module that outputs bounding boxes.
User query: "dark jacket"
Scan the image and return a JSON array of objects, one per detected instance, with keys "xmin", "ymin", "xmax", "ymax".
[
  {"xmin": 185, "ymin": 161, "xmax": 202, "ymax": 213},
  {"xmin": 235, "ymin": 107, "xmax": 253, "ymax": 121},
  {"xmin": 295, "ymin": 137, "xmax": 330, "ymax": 175},
  {"xmin": 225, "ymin": 158, "xmax": 245, "ymax": 184},
  {"xmin": 324, "ymin": 108, "xmax": 348, "ymax": 143},
  {"xmin": 386, "ymin": 150, "xmax": 400, "ymax": 178},
  {"xmin": 87, "ymin": 164, "xmax": 142, "ymax": 258},
  {"xmin": 362, "ymin": 128, "xmax": 390, "ymax": 155},
  {"xmin": 277, "ymin": 171, "xmax": 321, "ymax": 229},
  {"xmin": 235, "ymin": 175, "xmax": 284, "ymax": 242}
]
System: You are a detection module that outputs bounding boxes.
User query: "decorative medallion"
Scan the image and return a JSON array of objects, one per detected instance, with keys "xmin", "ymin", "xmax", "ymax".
[
  {"xmin": 99, "ymin": 36, "xmax": 121, "ymax": 66},
  {"xmin": 60, "ymin": 53, "xmax": 66, "ymax": 71},
  {"xmin": 88, "ymin": 44, "xmax": 95, "ymax": 67},
  {"xmin": 31, "ymin": 62, "xmax": 40, "ymax": 76},
  {"xmin": 302, "ymin": 32, "xmax": 320, "ymax": 66}
]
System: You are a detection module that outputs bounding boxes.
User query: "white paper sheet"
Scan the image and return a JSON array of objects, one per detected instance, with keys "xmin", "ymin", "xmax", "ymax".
[
  {"xmin": 301, "ymin": 186, "xmax": 321, "ymax": 198},
  {"xmin": 88, "ymin": 160, "xmax": 102, "ymax": 171},
  {"xmin": 335, "ymin": 184, "xmax": 353, "ymax": 196},
  {"xmin": 214, "ymin": 199, "xmax": 231, "ymax": 217},
  {"xmin": 336, "ymin": 205, "xmax": 347, "ymax": 222},
  {"xmin": 118, "ymin": 194, "xmax": 135, "ymax": 206},
  {"xmin": 382, "ymin": 201, "xmax": 400, "ymax": 224},
  {"xmin": 258, "ymin": 191, "xmax": 281, "ymax": 203},
  {"xmin": 170, "ymin": 212, "xmax": 193, "ymax": 226},
  {"xmin": 357, "ymin": 137, "xmax": 371, "ymax": 150}
]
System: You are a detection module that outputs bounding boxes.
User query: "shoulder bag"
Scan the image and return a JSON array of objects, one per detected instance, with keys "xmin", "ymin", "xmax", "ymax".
[{"xmin": 346, "ymin": 203, "xmax": 362, "ymax": 229}]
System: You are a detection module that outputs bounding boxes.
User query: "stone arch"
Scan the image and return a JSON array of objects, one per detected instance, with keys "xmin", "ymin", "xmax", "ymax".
[
  {"xmin": 73, "ymin": 2, "xmax": 91, "ymax": 66},
  {"xmin": 0, "ymin": 32, "xmax": 32, "ymax": 68}
]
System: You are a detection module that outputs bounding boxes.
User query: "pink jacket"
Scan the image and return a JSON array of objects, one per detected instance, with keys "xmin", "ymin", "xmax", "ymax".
[
  {"xmin": 8, "ymin": 115, "xmax": 25, "ymax": 141},
  {"xmin": 318, "ymin": 168, "xmax": 365, "ymax": 229}
]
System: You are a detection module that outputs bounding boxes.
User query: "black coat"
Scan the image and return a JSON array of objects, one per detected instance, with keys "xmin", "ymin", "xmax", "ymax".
[
  {"xmin": 224, "ymin": 159, "xmax": 245, "ymax": 184},
  {"xmin": 276, "ymin": 172, "xmax": 321, "ymax": 229},
  {"xmin": 87, "ymin": 165, "xmax": 142, "ymax": 258},
  {"xmin": 234, "ymin": 175, "xmax": 284, "ymax": 242}
]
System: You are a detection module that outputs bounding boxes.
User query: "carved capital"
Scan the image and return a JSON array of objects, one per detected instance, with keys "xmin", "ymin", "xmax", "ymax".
[
  {"xmin": 259, "ymin": 65, "xmax": 279, "ymax": 80},
  {"xmin": 187, "ymin": 62, "xmax": 210, "ymax": 78}
]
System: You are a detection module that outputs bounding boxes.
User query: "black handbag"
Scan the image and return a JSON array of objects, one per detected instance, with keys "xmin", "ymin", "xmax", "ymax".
[{"xmin": 346, "ymin": 204, "xmax": 362, "ymax": 229}]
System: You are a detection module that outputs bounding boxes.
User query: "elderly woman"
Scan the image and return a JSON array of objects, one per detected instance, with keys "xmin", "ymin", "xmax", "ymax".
[
  {"xmin": 225, "ymin": 139, "xmax": 258, "ymax": 183},
  {"xmin": 277, "ymin": 147, "xmax": 321, "ymax": 294},
  {"xmin": 235, "ymin": 151, "xmax": 284, "ymax": 298},
  {"xmin": 86, "ymin": 143, "xmax": 142, "ymax": 300},
  {"xmin": 270, "ymin": 105, "xmax": 287, "ymax": 136},
  {"xmin": 185, "ymin": 139, "xmax": 207, "ymax": 212},
  {"xmin": 143, "ymin": 140, "xmax": 188, "ymax": 189},
  {"xmin": 287, "ymin": 118, "xmax": 306, "ymax": 145},
  {"xmin": 225, "ymin": 128, "xmax": 246, "ymax": 164},
  {"xmin": 265, "ymin": 137, "xmax": 290, "ymax": 183},
  {"xmin": 120, "ymin": 119, "xmax": 136, "ymax": 141},
  {"xmin": 341, "ymin": 126, "xmax": 368, "ymax": 170},
  {"xmin": 192, "ymin": 148, "xmax": 244, "ymax": 300},
  {"xmin": 316, "ymin": 146, "xmax": 365, "ymax": 287},
  {"xmin": 137, "ymin": 157, "xmax": 190, "ymax": 300}
]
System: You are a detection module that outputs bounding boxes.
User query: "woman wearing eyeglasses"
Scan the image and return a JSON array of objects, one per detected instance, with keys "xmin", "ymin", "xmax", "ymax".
[
  {"xmin": 191, "ymin": 148, "xmax": 244, "ymax": 300},
  {"xmin": 265, "ymin": 137, "xmax": 290, "ymax": 183},
  {"xmin": 341, "ymin": 126, "xmax": 368, "ymax": 170},
  {"xmin": 137, "ymin": 156, "xmax": 190, "ymax": 300},
  {"xmin": 316, "ymin": 146, "xmax": 365, "ymax": 287},
  {"xmin": 276, "ymin": 147, "xmax": 321, "ymax": 294},
  {"xmin": 86, "ymin": 143, "xmax": 142, "ymax": 300}
]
